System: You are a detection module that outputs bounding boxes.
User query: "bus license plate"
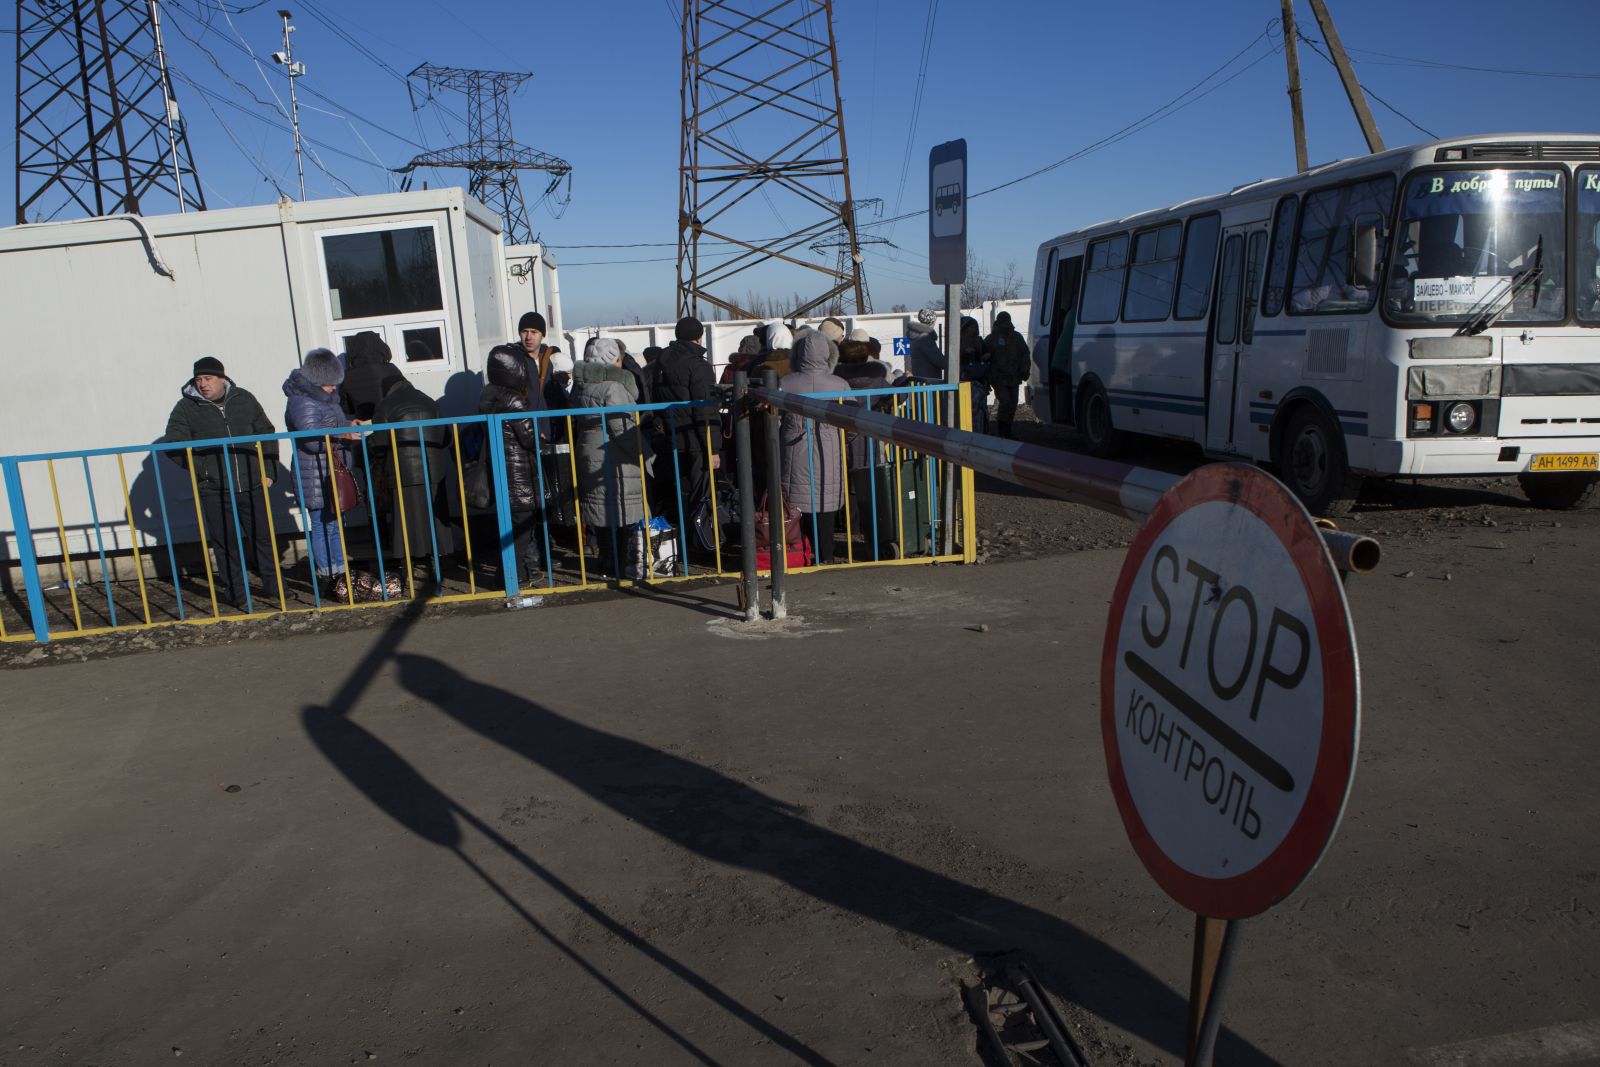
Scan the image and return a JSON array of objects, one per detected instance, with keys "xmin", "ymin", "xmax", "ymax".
[{"xmin": 1529, "ymin": 453, "xmax": 1599, "ymax": 472}]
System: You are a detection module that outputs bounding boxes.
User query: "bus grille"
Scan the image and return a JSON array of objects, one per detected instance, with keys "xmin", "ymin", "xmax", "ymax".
[{"xmin": 1437, "ymin": 142, "xmax": 1600, "ymax": 162}]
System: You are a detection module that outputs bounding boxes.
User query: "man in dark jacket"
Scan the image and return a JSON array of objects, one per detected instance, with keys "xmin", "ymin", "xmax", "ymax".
[
  {"xmin": 516, "ymin": 311, "xmax": 553, "ymax": 394},
  {"xmin": 652, "ymin": 316, "xmax": 724, "ymax": 547},
  {"xmin": 983, "ymin": 311, "xmax": 1032, "ymax": 438},
  {"xmin": 158, "ymin": 357, "xmax": 281, "ymax": 609},
  {"xmin": 371, "ymin": 372, "xmax": 448, "ymax": 571},
  {"xmin": 340, "ymin": 331, "xmax": 403, "ymax": 421}
]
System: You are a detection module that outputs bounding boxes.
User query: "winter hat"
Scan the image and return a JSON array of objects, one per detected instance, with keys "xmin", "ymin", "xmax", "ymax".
[
  {"xmin": 518, "ymin": 311, "xmax": 547, "ymax": 335},
  {"xmin": 347, "ymin": 329, "xmax": 391, "ymax": 364},
  {"xmin": 737, "ymin": 335, "xmax": 762, "ymax": 356},
  {"xmin": 192, "ymin": 356, "xmax": 226, "ymax": 379},
  {"xmin": 765, "ymin": 323, "xmax": 794, "ymax": 351},
  {"xmin": 996, "ymin": 311, "xmax": 1013, "ymax": 326},
  {"xmin": 838, "ymin": 339, "xmax": 871, "ymax": 364},
  {"xmin": 819, "ymin": 318, "xmax": 845, "ymax": 344},
  {"xmin": 301, "ymin": 347, "xmax": 345, "ymax": 386},
  {"xmin": 906, "ymin": 319, "xmax": 934, "ymax": 336},
  {"xmin": 674, "ymin": 315, "xmax": 704, "ymax": 342},
  {"xmin": 548, "ymin": 349, "xmax": 574, "ymax": 376},
  {"xmin": 588, "ymin": 337, "xmax": 622, "ymax": 366},
  {"xmin": 848, "ymin": 327, "xmax": 871, "ymax": 342}
]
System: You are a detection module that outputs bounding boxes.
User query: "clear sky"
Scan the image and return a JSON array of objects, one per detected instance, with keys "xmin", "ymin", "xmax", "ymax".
[{"xmin": 6, "ymin": 1, "xmax": 1599, "ymax": 327}]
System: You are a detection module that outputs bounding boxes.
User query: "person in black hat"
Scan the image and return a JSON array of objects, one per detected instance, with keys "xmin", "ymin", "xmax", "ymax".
[
  {"xmin": 157, "ymin": 357, "xmax": 281, "ymax": 610},
  {"xmin": 516, "ymin": 311, "xmax": 553, "ymax": 393},
  {"xmin": 983, "ymin": 310, "xmax": 1031, "ymax": 438},
  {"xmin": 650, "ymin": 316, "xmax": 723, "ymax": 554}
]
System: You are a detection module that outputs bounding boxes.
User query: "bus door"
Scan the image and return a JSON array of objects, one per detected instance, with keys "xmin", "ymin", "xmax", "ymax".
[
  {"xmin": 1046, "ymin": 254, "xmax": 1083, "ymax": 424},
  {"xmin": 1206, "ymin": 223, "xmax": 1269, "ymax": 453}
]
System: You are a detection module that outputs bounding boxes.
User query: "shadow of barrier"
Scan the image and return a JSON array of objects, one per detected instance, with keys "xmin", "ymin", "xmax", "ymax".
[{"xmin": 0, "ymin": 378, "xmax": 976, "ymax": 642}]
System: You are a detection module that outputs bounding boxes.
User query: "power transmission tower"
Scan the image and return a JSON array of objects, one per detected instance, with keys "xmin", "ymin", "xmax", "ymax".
[
  {"xmin": 15, "ymin": 0, "xmax": 206, "ymax": 224},
  {"xmin": 677, "ymin": 0, "xmax": 868, "ymax": 320},
  {"xmin": 396, "ymin": 64, "xmax": 571, "ymax": 246},
  {"xmin": 811, "ymin": 198, "xmax": 884, "ymax": 314}
]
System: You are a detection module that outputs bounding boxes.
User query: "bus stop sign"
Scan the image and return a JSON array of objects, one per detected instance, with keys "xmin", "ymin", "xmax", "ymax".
[
  {"xmin": 1101, "ymin": 464, "xmax": 1360, "ymax": 919},
  {"xmin": 928, "ymin": 139, "xmax": 966, "ymax": 285}
]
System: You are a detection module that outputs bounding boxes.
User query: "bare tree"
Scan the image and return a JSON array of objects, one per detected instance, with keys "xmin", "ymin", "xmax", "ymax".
[{"xmin": 960, "ymin": 251, "xmax": 1025, "ymax": 308}]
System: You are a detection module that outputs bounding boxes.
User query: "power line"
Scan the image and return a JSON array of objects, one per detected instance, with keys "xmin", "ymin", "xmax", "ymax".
[
  {"xmin": 888, "ymin": 0, "xmax": 940, "ymax": 222},
  {"xmin": 1296, "ymin": 32, "xmax": 1438, "ymax": 140},
  {"xmin": 1347, "ymin": 45, "xmax": 1600, "ymax": 82}
]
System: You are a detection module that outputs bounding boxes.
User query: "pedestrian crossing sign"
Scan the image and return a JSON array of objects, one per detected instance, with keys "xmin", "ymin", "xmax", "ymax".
[{"xmin": 893, "ymin": 337, "xmax": 910, "ymax": 357}]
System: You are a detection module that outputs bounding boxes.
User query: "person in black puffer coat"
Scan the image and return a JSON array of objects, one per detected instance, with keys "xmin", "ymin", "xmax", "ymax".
[
  {"xmin": 651, "ymin": 316, "xmax": 723, "ymax": 546},
  {"xmin": 340, "ymin": 331, "xmax": 404, "ymax": 421},
  {"xmin": 371, "ymin": 371, "xmax": 448, "ymax": 574},
  {"xmin": 478, "ymin": 344, "xmax": 544, "ymax": 582}
]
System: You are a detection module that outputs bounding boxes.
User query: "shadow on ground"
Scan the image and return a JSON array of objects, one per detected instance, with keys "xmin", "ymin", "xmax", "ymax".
[{"xmin": 301, "ymin": 599, "xmax": 1282, "ymax": 1066}]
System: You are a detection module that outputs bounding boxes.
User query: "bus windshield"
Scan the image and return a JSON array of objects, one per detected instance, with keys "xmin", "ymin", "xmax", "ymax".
[
  {"xmin": 1576, "ymin": 167, "xmax": 1600, "ymax": 323},
  {"xmin": 1385, "ymin": 168, "xmax": 1566, "ymax": 324}
]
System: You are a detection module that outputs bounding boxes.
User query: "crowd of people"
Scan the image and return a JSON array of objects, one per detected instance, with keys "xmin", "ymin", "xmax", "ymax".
[{"xmin": 156, "ymin": 308, "xmax": 1030, "ymax": 606}]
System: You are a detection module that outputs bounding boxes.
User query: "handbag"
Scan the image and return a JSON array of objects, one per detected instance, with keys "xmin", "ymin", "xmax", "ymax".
[
  {"xmin": 463, "ymin": 456, "xmax": 493, "ymax": 511},
  {"xmin": 330, "ymin": 448, "xmax": 363, "ymax": 514},
  {"xmin": 752, "ymin": 491, "xmax": 803, "ymax": 553}
]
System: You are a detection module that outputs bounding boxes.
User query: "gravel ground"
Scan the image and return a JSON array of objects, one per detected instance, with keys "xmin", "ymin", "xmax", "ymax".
[{"xmin": 972, "ymin": 406, "xmax": 1600, "ymax": 568}]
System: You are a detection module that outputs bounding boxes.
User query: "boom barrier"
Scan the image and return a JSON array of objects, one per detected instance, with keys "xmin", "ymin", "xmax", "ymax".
[{"xmin": 747, "ymin": 384, "xmax": 1381, "ymax": 578}]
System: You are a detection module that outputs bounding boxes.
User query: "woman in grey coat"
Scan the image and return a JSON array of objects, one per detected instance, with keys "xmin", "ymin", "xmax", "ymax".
[
  {"xmin": 569, "ymin": 337, "xmax": 647, "ymax": 575},
  {"xmin": 779, "ymin": 331, "xmax": 849, "ymax": 564}
]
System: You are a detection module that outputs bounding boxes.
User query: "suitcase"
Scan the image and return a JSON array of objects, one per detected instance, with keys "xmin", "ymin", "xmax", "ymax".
[
  {"xmin": 848, "ymin": 458, "xmax": 931, "ymax": 558},
  {"xmin": 756, "ymin": 539, "xmax": 813, "ymax": 570}
]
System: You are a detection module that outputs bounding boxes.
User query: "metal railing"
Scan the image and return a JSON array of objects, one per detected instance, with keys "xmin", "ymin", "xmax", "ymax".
[{"xmin": 0, "ymin": 381, "xmax": 974, "ymax": 643}]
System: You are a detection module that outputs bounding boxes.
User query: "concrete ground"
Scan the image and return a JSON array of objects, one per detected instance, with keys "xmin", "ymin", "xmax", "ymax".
[{"xmin": 3, "ymin": 523, "xmax": 1599, "ymax": 1066}]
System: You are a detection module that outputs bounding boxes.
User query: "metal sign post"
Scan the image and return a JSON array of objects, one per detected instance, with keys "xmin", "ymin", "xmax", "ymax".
[
  {"xmin": 1101, "ymin": 463, "xmax": 1361, "ymax": 1063},
  {"xmin": 929, "ymin": 139, "xmax": 967, "ymax": 557}
]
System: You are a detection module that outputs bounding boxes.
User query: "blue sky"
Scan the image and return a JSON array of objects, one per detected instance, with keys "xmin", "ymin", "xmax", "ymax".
[{"xmin": 6, "ymin": 1, "xmax": 1600, "ymax": 326}]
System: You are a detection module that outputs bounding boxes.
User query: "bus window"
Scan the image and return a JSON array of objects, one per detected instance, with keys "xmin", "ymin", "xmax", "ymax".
[
  {"xmin": 1040, "ymin": 247, "xmax": 1058, "ymax": 326},
  {"xmin": 1385, "ymin": 168, "xmax": 1567, "ymax": 324},
  {"xmin": 1215, "ymin": 235, "xmax": 1244, "ymax": 345},
  {"xmin": 1242, "ymin": 231, "xmax": 1268, "ymax": 343},
  {"xmin": 1079, "ymin": 233, "xmax": 1128, "ymax": 324},
  {"xmin": 1579, "ymin": 167, "xmax": 1600, "ymax": 323},
  {"xmin": 1123, "ymin": 222, "xmax": 1182, "ymax": 321},
  {"xmin": 1261, "ymin": 195, "xmax": 1298, "ymax": 316},
  {"xmin": 1289, "ymin": 175, "xmax": 1395, "ymax": 314},
  {"xmin": 1174, "ymin": 213, "xmax": 1221, "ymax": 320}
]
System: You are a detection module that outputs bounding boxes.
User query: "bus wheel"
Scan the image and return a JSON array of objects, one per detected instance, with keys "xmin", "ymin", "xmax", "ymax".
[
  {"xmin": 1517, "ymin": 471, "xmax": 1600, "ymax": 510},
  {"xmin": 1280, "ymin": 406, "xmax": 1360, "ymax": 517},
  {"xmin": 1077, "ymin": 381, "xmax": 1121, "ymax": 457}
]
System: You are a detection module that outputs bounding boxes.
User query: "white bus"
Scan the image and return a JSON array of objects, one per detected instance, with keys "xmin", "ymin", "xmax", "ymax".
[{"xmin": 1028, "ymin": 133, "xmax": 1600, "ymax": 514}]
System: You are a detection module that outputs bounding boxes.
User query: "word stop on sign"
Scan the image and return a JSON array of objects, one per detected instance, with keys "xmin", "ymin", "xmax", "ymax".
[{"xmin": 1101, "ymin": 464, "xmax": 1358, "ymax": 919}]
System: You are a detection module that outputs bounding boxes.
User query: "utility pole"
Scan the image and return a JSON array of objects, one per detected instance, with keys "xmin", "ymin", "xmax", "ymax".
[
  {"xmin": 274, "ymin": 10, "xmax": 306, "ymax": 201},
  {"xmin": 16, "ymin": 0, "xmax": 207, "ymax": 223},
  {"xmin": 676, "ymin": 0, "xmax": 869, "ymax": 320},
  {"xmin": 396, "ymin": 65, "xmax": 572, "ymax": 246},
  {"xmin": 1304, "ymin": 0, "xmax": 1385, "ymax": 154},
  {"xmin": 148, "ymin": 0, "xmax": 190, "ymax": 211},
  {"xmin": 1280, "ymin": 0, "xmax": 1309, "ymax": 172}
]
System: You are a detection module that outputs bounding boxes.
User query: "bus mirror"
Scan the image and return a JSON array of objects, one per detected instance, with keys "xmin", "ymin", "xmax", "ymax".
[{"xmin": 1350, "ymin": 219, "xmax": 1380, "ymax": 287}]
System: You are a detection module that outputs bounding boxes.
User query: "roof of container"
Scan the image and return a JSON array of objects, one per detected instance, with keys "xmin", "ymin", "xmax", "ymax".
[{"xmin": 0, "ymin": 187, "xmax": 508, "ymax": 253}]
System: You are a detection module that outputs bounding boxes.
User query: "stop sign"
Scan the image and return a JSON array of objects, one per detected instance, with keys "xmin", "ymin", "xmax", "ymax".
[{"xmin": 1101, "ymin": 464, "xmax": 1360, "ymax": 919}]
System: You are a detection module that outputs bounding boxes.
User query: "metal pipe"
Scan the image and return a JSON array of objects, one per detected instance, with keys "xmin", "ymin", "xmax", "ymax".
[
  {"xmin": 733, "ymin": 371, "xmax": 758, "ymax": 621},
  {"xmin": 761, "ymin": 369, "xmax": 787, "ymax": 619},
  {"xmin": 1187, "ymin": 918, "xmax": 1245, "ymax": 1067},
  {"xmin": 750, "ymin": 385, "xmax": 1382, "ymax": 575}
]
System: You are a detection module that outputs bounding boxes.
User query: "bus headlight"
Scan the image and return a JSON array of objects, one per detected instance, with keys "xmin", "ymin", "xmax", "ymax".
[{"xmin": 1445, "ymin": 401, "xmax": 1477, "ymax": 434}]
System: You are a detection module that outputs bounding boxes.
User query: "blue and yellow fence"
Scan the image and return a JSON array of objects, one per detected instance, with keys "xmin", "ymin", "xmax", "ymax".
[{"xmin": 0, "ymin": 382, "xmax": 977, "ymax": 643}]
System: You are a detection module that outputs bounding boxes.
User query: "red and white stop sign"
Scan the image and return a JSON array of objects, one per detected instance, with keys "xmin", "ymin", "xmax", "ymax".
[{"xmin": 1102, "ymin": 464, "xmax": 1360, "ymax": 919}]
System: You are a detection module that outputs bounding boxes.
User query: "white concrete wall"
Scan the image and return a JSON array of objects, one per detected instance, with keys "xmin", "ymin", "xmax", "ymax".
[{"xmin": 562, "ymin": 298, "xmax": 1032, "ymax": 380}]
